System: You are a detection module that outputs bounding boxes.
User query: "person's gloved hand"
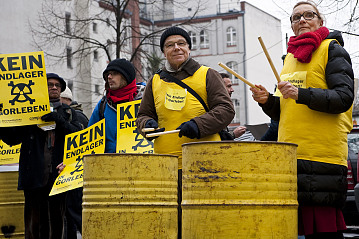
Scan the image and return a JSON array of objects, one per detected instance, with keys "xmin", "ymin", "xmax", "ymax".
[
  {"xmin": 144, "ymin": 119, "xmax": 165, "ymax": 141},
  {"xmin": 176, "ymin": 119, "xmax": 200, "ymax": 139},
  {"xmin": 41, "ymin": 112, "xmax": 66, "ymax": 125},
  {"xmin": 145, "ymin": 119, "xmax": 159, "ymax": 129}
]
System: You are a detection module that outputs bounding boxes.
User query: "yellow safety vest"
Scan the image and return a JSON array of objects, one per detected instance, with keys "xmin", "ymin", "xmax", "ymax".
[
  {"xmin": 152, "ymin": 66, "xmax": 220, "ymax": 169},
  {"xmin": 278, "ymin": 39, "xmax": 352, "ymax": 166}
]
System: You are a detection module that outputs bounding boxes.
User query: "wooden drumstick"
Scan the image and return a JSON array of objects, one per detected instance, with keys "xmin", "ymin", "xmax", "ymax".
[
  {"xmin": 146, "ymin": 129, "xmax": 180, "ymax": 137},
  {"xmin": 257, "ymin": 36, "xmax": 281, "ymax": 83},
  {"xmin": 218, "ymin": 62, "xmax": 258, "ymax": 89}
]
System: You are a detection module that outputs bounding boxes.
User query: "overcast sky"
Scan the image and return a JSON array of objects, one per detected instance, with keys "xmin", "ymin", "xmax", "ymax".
[{"xmin": 244, "ymin": 0, "xmax": 359, "ymax": 76}]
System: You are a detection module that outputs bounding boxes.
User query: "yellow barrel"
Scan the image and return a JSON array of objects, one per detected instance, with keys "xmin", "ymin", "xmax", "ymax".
[
  {"xmin": 82, "ymin": 153, "xmax": 178, "ymax": 239},
  {"xmin": 182, "ymin": 141, "xmax": 298, "ymax": 239},
  {"xmin": 0, "ymin": 168, "xmax": 25, "ymax": 239}
]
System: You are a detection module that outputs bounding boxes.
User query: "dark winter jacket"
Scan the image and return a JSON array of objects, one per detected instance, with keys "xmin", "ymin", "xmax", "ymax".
[
  {"xmin": 1, "ymin": 104, "xmax": 82, "ymax": 190},
  {"xmin": 260, "ymin": 31, "xmax": 354, "ymax": 208},
  {"xmin": 70, "ymin": 101, "xmax": 89, "ymax": 129}
]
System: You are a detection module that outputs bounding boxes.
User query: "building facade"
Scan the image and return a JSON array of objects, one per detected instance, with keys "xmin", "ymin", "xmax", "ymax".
[{"xmin": 0, "ymin": 0, "xmax": 283, "ymax": 125}]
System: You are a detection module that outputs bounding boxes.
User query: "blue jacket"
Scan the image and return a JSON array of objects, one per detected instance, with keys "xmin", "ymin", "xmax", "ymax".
[{"xmin": 88, "ymin": 99, "xmax": 117, "ymax": 153}]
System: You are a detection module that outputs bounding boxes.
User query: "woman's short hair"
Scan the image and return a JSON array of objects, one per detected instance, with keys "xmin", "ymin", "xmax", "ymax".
[{"xmin": 292, "ymin": 1, "xmax": 323, "ymax": 22}]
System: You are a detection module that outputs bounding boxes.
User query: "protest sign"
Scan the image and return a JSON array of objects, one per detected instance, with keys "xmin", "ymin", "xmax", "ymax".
[
  {"xmin": 116, "ymin": 100, "xmax": 154, "ymax": 154},
  {"xmin": 50, "ymin": 119, "xmax": 105, "ymax": 196},
  {"xmin": 0, "ymin": 51, "xmax": 51, "ymax": 127},
  {"xmin": 0, "ymin": 140, "xmax": 21, "ymax": 165}
]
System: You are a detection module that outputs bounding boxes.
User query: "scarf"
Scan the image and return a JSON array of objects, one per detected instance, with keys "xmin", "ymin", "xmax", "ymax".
[
  {"xmin": 287, "ymin": 27, "xmax": 329, "ymax": 63},
  {"xmin": 106, "ymin": 80, "xmax": 138, "ymax": 104}
]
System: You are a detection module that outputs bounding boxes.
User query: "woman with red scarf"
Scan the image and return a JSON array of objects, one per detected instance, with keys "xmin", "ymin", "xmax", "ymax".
[
  {"xmin": 88, "ymin": 58, "xmax": 138, "ymax": 153},
  {"xmin": 250, "ymin": 1, "xmax": 354, "ymax": 238}
]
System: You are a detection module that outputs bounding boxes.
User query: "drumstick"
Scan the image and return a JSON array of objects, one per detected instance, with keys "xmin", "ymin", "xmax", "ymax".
[
  {"xmin": 218, "ymin": 62, "xmax": 258, "ymax": 89},
  {"xmin": 257, "ymin": 36, "xmax": 281, "ymax": 83},
  {"xmin": 142, "ymin": 128, "xmax": 158, "ymax": 133},
  {"xmin": 146, "ymin": 129, "xmax": 180, "ymax": 138}
]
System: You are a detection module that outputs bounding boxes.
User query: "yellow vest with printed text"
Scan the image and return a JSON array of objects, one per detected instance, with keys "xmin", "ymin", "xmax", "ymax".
[
  {"xmin": 152, "ymin": 66, "xmax": 220, "ymax": 169},
  {"xmin": 278, "ymin": 39, "xmax": 352, "ymax": 167}
]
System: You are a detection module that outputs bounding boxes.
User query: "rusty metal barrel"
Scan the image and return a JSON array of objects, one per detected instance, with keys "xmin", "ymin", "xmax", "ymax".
[
  {"xmin": 181, "ymin": 141, "xmax": 298, "ymax": 238},
  {"xmin": 82, "ymin": 153, "xmax": 178, "ymax": 239},
  {"xmin": 0, "ymin": 166, "xmax": 25, "ymax": 239}
]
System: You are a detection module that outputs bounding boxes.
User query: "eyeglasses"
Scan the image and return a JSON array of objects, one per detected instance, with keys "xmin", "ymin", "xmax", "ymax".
[
  {"xmin": 290, "ymin": 10, "xmax": 319, "ymax": 23},
  {"xmin": 105, "ymin": 71, "xmax": 121, "ymax": 79},
  {"xmin": 164, "ymin": 40, "xmax": 188, "ymax": 49},
  {"xmin": 48, "ymin": 83, "xmax": 62, "ymax": 88}
]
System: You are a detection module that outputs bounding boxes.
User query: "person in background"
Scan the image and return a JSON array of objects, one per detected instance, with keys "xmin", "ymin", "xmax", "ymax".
[
  {"xmin": 60, "ymin": 86, "xmax": 88, "ymax": 239},
  {"xmin": 1, "ymin": 73, "xmax": 82, "ymax": 239},
  {"xmin": 219, "ymin": 72, "xmax": 246, "ymax": 139},
  {"xmin": 61, "ymin": 86, "xmax": 89, "ymax": 129},
  {"xmin": 87, "ymin": 58, "xmax": 141, "ymax": 153},
  {"xmin": 250, "ymin": 1, "xmax": 354, "ymax": 238}
]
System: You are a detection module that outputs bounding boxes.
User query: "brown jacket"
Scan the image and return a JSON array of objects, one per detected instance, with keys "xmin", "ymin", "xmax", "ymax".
[{"xmin": 136, "ymin": 58, "xmax": 235, "ymax": 138}]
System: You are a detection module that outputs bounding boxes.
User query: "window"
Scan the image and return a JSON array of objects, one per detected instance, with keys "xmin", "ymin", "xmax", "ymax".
[
  {"xmin": 200, "ymin": 30, "xmax": 209, "ymax": 48},
  {"xmin": 189, "ymin": 31, "xmax": 197, "ymax": 49},
  {"xmin": 226, "ymin": 27, "xmax": 236, "ymax": 46},
  {"xmin": 93, "ymin": 23, "xmax": 97, "ymax": 33},
  {"xmin": 66, "ymin": 47, "xmax": 72, "ymax": 69},
  {"xmin": 226, "ymin": 61, "xmax": 239, "ymax": 85},
  {"xmin": 94, "ymin": 50, "xmax": 98, "ymax": 62},
  {"xmin": 65, "ymin": 12, "xmax": 71, "ymax": 34}
]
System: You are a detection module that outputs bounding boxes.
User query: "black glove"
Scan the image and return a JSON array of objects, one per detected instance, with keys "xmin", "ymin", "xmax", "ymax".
[
  {"xmin": 176, "ymin": 119, "xmax": 200, "ymax": 139},
  {"xmin": 144, "ymin": 119, "xmax": 165, "ymax": 141},
  {"xmin": 145, "ymin": 119, "xmax": 159, "ymax": 129},
  {"xmin": 41, "ymin": 112, "xmax": 66, "ymax": 125}
]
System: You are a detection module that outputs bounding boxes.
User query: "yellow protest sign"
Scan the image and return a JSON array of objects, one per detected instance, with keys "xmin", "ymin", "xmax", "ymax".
[
  {"xmin": 0, "ymin": 51, "xmax": 51, "ymax": 127},
  {"xmin": 0, "ymin": 140, "xmax": 21, "ymax": 165},
  {"xmin": 116, "ymin": 100, "xmax": 154, "ymax": 154},
  {"xmin": 49, "ymin": 119, "xmax": 105, "ymax": 196}
]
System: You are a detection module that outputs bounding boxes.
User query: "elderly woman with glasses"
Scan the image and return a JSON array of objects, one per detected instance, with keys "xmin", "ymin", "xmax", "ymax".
[{"xmin": 250, "ymin": 1, "xmax": 354, "ymax": 238}]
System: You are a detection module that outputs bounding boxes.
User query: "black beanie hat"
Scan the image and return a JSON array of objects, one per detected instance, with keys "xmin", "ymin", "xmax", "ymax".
[
  {"xmin": 103, "ymin": 58, "xmax": 136, "ymax": 85},
  {"xmin": 46, "ymin": 73, "xmax": 66, "ymax": 92},
  {"xmin": 160, "ymin": 26, "xmax": 192, "ymax": 52}
]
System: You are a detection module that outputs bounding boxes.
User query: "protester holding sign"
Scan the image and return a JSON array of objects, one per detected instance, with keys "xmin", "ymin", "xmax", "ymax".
[
  {"xmin": 88, "ymin": 58, "xmax": 142, "ymax": 153},
  {"xmin": 60, "ymin": 86, "xmax": 88, "ymax": 239},
  {"xmin": 1, "ymin": 73, "xmax": 82, "ymax": 239}
]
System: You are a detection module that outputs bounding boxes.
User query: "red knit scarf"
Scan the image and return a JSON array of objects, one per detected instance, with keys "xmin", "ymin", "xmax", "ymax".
[
  {"xmin": 287, "ymin": 27, "xmax": 329, "ymax": 63},
  {"xmin": 106, "ymin": 80, "xmax": 138, "ymax": 103}
]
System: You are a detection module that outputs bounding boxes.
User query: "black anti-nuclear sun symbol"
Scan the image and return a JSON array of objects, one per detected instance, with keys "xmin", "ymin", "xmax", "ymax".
[{"xmin": 8, "ymin": 80, "xmax": 36, "ymax": 105}]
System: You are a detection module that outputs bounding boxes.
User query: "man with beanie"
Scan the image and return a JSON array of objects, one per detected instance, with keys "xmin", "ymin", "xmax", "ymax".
[
  {"xmin": 136, "ymin": 25, "xmax": 235, "ymax": 169},
  {"xmin": 1, "ymin": 73, "xmax": 82, "ymax": 239},
  {"xmin": 88, "ymin": 58, "xmax": 141, "ymax": 153}
]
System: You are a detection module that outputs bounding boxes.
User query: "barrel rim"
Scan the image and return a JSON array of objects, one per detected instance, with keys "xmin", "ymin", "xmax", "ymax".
[
  {"xmin": 182, "ymin": 141, "xmax": 298, "ymax": 147},
  {"xmin": 82, "ymin": 153, "xmax": 178, "ymax": 158}
]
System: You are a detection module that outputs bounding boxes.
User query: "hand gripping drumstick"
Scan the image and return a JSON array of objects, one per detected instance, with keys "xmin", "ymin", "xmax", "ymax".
[
  {"xmin": 218, "ymin": 62, "xmax": 259, "ymax": 89},
  {"xmin": 257, "ymin": 36, "xmax": 281, "ymax": 83},
  {"xmin": 146, "ymin": 129, "xmax": 180, "ymax": 138}
]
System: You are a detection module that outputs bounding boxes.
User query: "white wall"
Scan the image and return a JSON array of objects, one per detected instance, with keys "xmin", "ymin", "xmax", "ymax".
[{"xmin": 243, "ymin": 2, "xmax": 282, "ymax": 124}]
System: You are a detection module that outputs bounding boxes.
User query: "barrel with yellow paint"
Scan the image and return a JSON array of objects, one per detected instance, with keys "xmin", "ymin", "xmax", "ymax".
[
  {"xmin": 182, "ymin": 141, "xmax": 298, "ymax": 238},
  {"xmin": 0, "ymin": 168, "xmax": 25, "ymax": 239},
  {"xmin": 82, "ymin": 153, "xmax": 178, "ymax": 239}
]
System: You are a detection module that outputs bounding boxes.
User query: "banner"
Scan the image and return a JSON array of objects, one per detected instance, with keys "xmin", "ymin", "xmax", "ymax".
[
  {"xmin": 116, "ymin": 100, "xmax": 154, "ymax": 154},
  {"xmin": 0, "ymin": 140, "xmax": 21, "ymax": 165},
  {"xmin": 50, "ymin": 119, "xmax": 105, "ymax": 196},
  {"xmin": 0, "ymin": 51, "xmax": 51, "ymax": 127}
]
